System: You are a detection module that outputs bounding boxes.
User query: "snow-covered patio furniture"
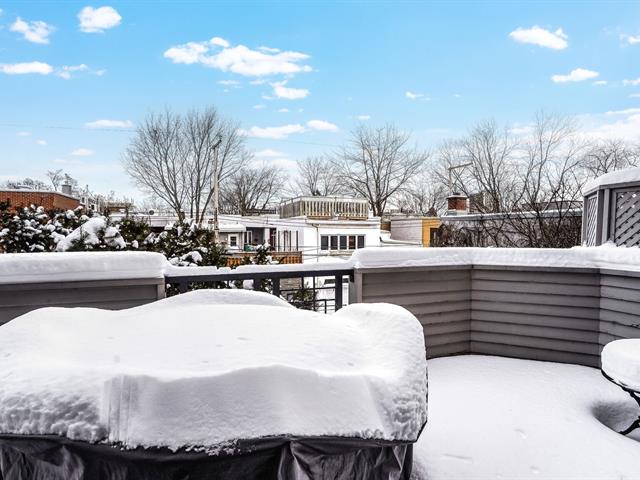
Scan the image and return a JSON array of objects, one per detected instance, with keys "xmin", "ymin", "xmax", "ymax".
[
  {"xmin": 0, "ymin": 290, "xmax": 427, "ymax": 479},
  {"xmin": 602, "ymin": 339, "xmax": 640, "ymax": 435}
]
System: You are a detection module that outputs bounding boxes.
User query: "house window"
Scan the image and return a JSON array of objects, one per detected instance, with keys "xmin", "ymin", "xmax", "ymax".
[
  {"xmin": 320, "ymin": 234, "xmax": 367, "ymax": 251},
  {"xmin": 229, "ymin": 235, "xmax": 238, "ymax": 247}
]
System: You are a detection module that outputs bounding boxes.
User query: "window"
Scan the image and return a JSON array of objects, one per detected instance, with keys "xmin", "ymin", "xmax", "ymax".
[
  {"xmin": 229, "ymin": 235, "xmax": 238, "ymax": 247},
  {"xmin": 320, "ymin": 234, "xmax": 367, "ymax": 251}
]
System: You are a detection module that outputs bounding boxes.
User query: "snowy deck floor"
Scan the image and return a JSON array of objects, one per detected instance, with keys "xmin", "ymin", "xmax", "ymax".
[{"xmin": 413, "ymin": 355, "xmax": 640, "ymax": 479}]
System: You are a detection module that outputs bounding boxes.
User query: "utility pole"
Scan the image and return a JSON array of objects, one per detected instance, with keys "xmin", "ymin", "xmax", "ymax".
[{"xmin": 211, "ymin": 134, "xmax": 223, "ymax": 244}]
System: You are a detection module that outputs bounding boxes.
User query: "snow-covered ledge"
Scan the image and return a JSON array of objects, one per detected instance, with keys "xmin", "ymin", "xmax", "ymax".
[
  {"xmin": 0, "ymin": 252, "xmax": 168, "ymax": 325},
  {"xmin": 350, "ymin": 246, "xmax": 640, "ymax": 368}
]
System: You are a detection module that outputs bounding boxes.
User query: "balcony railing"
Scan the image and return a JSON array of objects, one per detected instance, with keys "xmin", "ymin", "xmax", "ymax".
[{"xmin": 164, "ymin": 265, "xmax": 354, "ymax": 313}]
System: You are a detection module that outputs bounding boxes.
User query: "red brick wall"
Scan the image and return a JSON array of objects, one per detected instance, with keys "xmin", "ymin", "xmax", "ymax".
[{"xmin": 0, "ymin": 191, "xmax": 80, "ymax": 212}]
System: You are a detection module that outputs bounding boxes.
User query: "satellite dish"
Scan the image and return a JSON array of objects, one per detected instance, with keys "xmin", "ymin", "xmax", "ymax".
[{"xmin": 148, "ymin": 209, "xmax": 155, "ymax": 215}]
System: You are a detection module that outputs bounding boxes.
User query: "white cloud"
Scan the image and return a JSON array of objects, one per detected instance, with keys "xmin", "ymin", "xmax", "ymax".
[
  {"xmin": 551, "ymin": 68, "xmax": 599, "ymax": 83},
  {"xmin": 217, "ymin": 79, "xmax": 239, "ymax": 85},
  {"xmin": 306, "ymin": 119, "xmax": 338, "ymax": 132},
  {"xmin": 250, "ymin": 78, "xmax": 268, "ymax": 85},
  {"xmin": 278, "ymin": 108, "xmax": 289, "ymax": 113},
  {"xmin": 78, "ymin": 6, "xmax": 121, "ymax": 33},
  {"xmin": 164, "ymin": 37, "xmax": 312, "ymax": 77},
  {"xmin": 509, "ymin": 26, "xmax": 568, "ymax": 50},
  {"xmin": 16, "ymin": 131, "xmax": 31, "ymax": 137},
  {"xmin": 623, "ymin": 78, "xmax": 640, "ymax": 86},
  {"xmin": 10, "ymin": 17, "xmax": 55, "ymax": 44},
  {"xmin": 508, "ymin": 125, "xmax": 533, "ymax": 136},
  {"xmin": 54, "ymin": 158, "xmax": 83, "ymax": 166},
  {"xmin": 56, "ymin": 64, "xmax": 89, "ymax": 79},
  {"xmin": 406, "ymin": 91, "xmax": 425, "ymax": 100},
  {"xmin": 0, "ymin": 61, "xmax": 53, "ymax": 75},
  {"xmin": 453, "ymin": 93, "xmax": 462, "ymax": 98},
  {"xmin": 258, "ymin": 46, "xmax": 280, "ymax": 53},
  {"xmin": 355, "ymin": 115, "xmax": 370, "ymax": 120},
  {"xmin": 621, "ymin": 34, "xmax": 640, "ymax": 45},
  {"xmin": 253, "ymin": 104, "xmax": 266, "ymax": 109},
  {"xmin": 36, "ymin": 139, "xmax": 47, "ymax": 145},
  {"xmin": 164, "ymin": 42, "xmax": 208, "ymax": 64},
  {"xmin": 593, "ymin": 80, "xmax": 607, "ymax": 86},
  {"xmin": 629, "ymin": 93, "xmax": 640, "ymax": 98},
  {"xmin": 579, "ymin": 109, "xmax": 640, "ymax": 141},
  {"xmin": 271, "ymin": 80, "xmax": 309, "ymax": 99},
  {"xmin": 250, "ymin": 157, "xmax": 297, "ymax": 171},
  {"xmin": 604, "ymin": 108, "xmax": 640, "ymax": 116},
  {"xmin": 254, "ymin": 149, "xmax": 285, "ymax": 158},
  {"xmin": 244, "ymin": 124, "xmax": 305, "ymax": 139},
  {"xmin": 85, "ymin": 119, "xmax": 133, "ymax": 129},
  {"xmin": 210, "ymin": 37, "xmax": 229, "ymax": 48},
  {"xmin": 71, "ymin": 148, "xmax": 94, "ymax": 156}
]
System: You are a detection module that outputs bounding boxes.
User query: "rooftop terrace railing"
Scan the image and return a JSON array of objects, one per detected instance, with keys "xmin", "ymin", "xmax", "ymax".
[
  {"xmin": 2, "ymin": 248, "xmax": 640, "ymax": 368},
  {"xmin": 165, "ymin": 264, "xmax": 354, "ymax": 313}
]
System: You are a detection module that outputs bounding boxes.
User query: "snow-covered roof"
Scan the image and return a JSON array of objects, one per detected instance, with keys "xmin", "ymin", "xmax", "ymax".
[
  {"xmin": 583, "ymin": 167, "xmax": 640, "ymax": 196},
  {"xmin": 0, "ymin": 290, "xmax": 427, "ymax": 450}
]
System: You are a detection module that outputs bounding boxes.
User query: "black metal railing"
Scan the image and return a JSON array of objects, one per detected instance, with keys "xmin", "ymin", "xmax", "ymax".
[{"xmin": 164, "ymin": 267, "xmax": 354, "ymax": 312}]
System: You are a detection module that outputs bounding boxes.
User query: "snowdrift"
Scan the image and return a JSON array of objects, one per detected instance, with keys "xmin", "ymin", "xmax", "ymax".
[{"xmin": 0, "ymin": 290, "xmax": 428, "ymax": 452}]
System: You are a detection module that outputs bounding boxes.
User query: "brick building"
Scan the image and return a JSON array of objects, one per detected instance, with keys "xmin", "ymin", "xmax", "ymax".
[{"xmin": 0, "ymin": 190, "xmax": 81, "ymax": 211}]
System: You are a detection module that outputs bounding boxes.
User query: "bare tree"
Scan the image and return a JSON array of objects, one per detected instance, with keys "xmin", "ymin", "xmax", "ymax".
[
  {"xmin": 437, "ymin": 113, "xmax": 586, "ymax": 248},
  {"xmin": 123, "ymin": 110, "xmax": 188, "ymax": 220},
  {"xmin": 220, "ymin": 163, "xmax": 287, "ymax": 215},
  {"xmin": 46, "ymin": 169, "xmax": 65, "ymax": 191},
  {"xmin": 334, "ymin": 124, "xmax": 428, "ymax": 217},
  {"xmin": 473, "ymin": 113, "xmax": 585, "ymax": 248},
  {"xmin": 122, "ymin": 107, "xmax": 246, "ymax": 223},
  {"xmin": 442, "ymin": 120, "xmax": 519, "ymax": 213},
  {"xmin": 295, "ymin": 156, "xmax": 344, "ymax": 196},
  {"xmin": 2, "ymin": 177, "xmax": 49, "ymax": 190},
  {"xmin": 395, "ymin": 167, "xmax": 447, "ymax": 215},
  {"xmin": 582, "ymin": 138, "xmax": 640, "ymax": 177}
]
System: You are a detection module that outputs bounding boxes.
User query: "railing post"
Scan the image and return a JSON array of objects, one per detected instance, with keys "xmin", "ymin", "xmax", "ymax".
[
  {"xmin": 253, "ymin": 278, "xmax": 261, "ymax": 291},
  {"xmin": 273, "ymin": 278, "xmax": 280, "ymax": 297},
  {"xmin": 335, "ymin": 274, "xmax": 343, "ymax": 311},
  {"xmin": 179, "ymin": 281, "xmax": 188, "ymax": 293}
]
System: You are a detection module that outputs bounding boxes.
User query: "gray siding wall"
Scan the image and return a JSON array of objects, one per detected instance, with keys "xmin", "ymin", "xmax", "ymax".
[
  {"xmin": 356, "ymin": 266, "xmax": 471, "ymax": 358},
  {"xmin": 0, "ymin": 278, "xmax": 165, "ymax": 326},
  {"xmin": 356, "ymin": 265, "xmax": 640, "ymax": 368}
]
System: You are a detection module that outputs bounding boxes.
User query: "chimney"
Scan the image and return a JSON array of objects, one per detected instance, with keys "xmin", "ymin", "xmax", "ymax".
[
  {"xmin": 61, "ymin": 183, "xmax": 72, "ymax": 196},
  {"xmin": 446, "ymin": 193, "xmax": 468, "ymax": 216}
]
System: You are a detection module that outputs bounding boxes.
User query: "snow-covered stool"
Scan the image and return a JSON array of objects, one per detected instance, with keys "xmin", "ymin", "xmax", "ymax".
[
  {"xmin": 0, "ymin": 290, "xmax": 428, "ymax": 479},
  {"xmin": 601, "ymin": 339, "xmax": 640, "ymax": 435}
]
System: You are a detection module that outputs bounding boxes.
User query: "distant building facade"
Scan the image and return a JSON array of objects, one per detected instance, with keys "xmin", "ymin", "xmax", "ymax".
[{"xmin": 0, "ymin": 189, "xmax": 81, "ymax": 211}]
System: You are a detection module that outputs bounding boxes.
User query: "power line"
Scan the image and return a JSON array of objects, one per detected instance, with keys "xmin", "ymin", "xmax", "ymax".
[{"xmin": 0, "ymin": 123, "xmax": 342, "ymax": 148}]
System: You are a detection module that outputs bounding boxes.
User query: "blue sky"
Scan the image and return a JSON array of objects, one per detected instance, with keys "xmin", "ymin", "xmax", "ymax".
[{"xmin": 1, "ymin": 1, "xmax": 639, "ymax": 200}]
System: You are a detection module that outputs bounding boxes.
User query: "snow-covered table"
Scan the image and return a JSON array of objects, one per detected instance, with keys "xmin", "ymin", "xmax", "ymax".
[
  {"xmin": 601, "ymin": 339, "xmax": 640, "ymax": 435},
  {"xmin": 0, "ymin": 290, "xmax": 428, "ymax": 479}
]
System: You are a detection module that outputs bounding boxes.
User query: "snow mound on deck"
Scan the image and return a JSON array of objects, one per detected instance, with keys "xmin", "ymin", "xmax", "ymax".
[
  {"xmin": 412, "ymin": 355, "xmax": 640, "ymax": 480},
  {"xmin": 0, "ymin": 291, "xmax": 427, "ymax": 451},
  {"xmin": 602, "ymin": 339, "xmax": 640, "ymax": 391}
]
